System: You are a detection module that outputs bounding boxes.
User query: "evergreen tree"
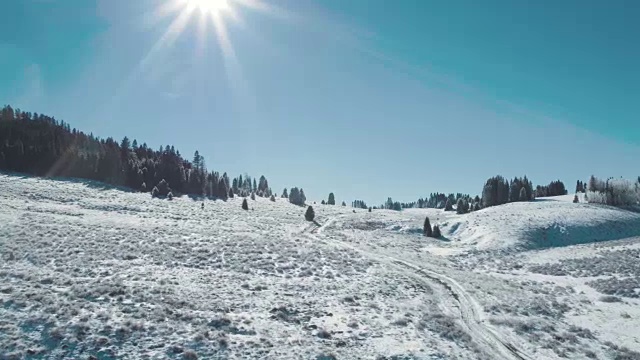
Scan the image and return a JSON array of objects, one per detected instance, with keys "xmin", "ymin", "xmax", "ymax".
[
  {"xmin": 305, "ymin": 206, "xmax": 315, "ymax": 221},
  {"xmin": 156, "ymin": 179, "xmax": 171, "ymax": 197},
  {"xmin": 432, "ymin": 225, "xmax": 442, "ymax": 238},
  {"xmin": 456, "ymin": 198, "xmax": 468, "ymax": 214},
  {"xmin": 289, "ymin": 187, "xmax": 306, "ymax": 206},
  {"xmin": 270, "ymin": 194, "xmax": 276, "ymax": 202},
  {"xmin": 342, "ymin": 201, "xmax": 346, "ymax": 206},
  {"xmin": 482, "ymin": 175, "xmax": 510, "ymax": 208},
  {"xmin": 423, "ymin": 216, "xmax": 433, "ymax": 237},
  {"xmin": 282, "ymin": 188, "xmax": 288, "ymax": 198},
  {"xmin": 228, "ymin": 188, "xmax": 234, "ymax": 198},
  {"xmin": 251, "ymin": 191, "xmax": 256, "ymax": 200},
  {"xmin": 242, "ymin": 198, "xmax": 249, "ymax": 210},
  {"xmin": 321, "ymin": 200, "xmax": 326, "ymax": 205},
  {"xmin": 328, "ymin": 192, "xmax": 336, "ymax": 205},
  {"xmin": 573, "ymin": 194, "xmax": 579, "ymax": 203},
  {"xmin": 444, "ymin": 198, "xmax": 453, "ymax": 211}
]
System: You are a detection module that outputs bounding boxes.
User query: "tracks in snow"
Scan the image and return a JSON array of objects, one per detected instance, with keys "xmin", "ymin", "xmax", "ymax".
[{"xmin": 305, "ymin": 216, "xmax": 532, "ymax": 360}]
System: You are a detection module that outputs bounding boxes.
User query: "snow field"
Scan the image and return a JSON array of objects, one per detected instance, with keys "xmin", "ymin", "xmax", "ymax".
[{"xmin": 3, "ymin": 174, "xmax": 640, "ymax": 359}]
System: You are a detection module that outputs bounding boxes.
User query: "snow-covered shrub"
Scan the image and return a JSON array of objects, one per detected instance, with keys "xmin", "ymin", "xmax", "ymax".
[
  {"xmin": 242, "ymin": 199, "xmax": 248, "ymax": 210},
  {"xmin": 167, "ymin": 192, "xmax": 173, "ymax": 200},
  {"xmin": 270, "ymin": 195, "xmax": 276, "ymax": 202},
  {"xmin": 250, "ymin": 191, "xmax": 256, "ymax": 201},
  {"xmin": 151, "ymin": 186, "xmax": 159, "ymax": 198}
]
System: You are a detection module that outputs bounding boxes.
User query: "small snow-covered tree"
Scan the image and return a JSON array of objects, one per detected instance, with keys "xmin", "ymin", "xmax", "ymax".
[
  {"xmin": 270, "ymin": 194, "xmax": 276, "ymax": 202},
  {"xmin": 328, "ymin": 193, "xmax": 336, "ymax": 205},
  {"xmin": 305, "ymin": 206, "xmax": 315, "ymax": 221},
  {"xmin": 423, "ymin": 216, "xmax": 432, "ymax": 237},
  {"xmin": 151, "ymin": 186, "xmax": 159, "ymax": 198},
  {"xmin": 229, "ymin": 188, "xmax": 234, "ymax": 198},
  {"xmin": 242, "ymin": 198, "xmax": 249, "ymax": 210},
  {"xmin": 251, "ymin": 191, "xmax": 256, "ymax": 201},
  {"xmin": 167, "ymin": 192, "xmax": 173, "ymax": 200},
  {"xmin": 342, "ymin": 201, "xmax": 346, "ymax": 206},
  {"xmin": 282, "ymin": 188, "xmax": 288, "ymax": 198},
  {"xmin": 321, "ymin": 200, "xmax": 326, "ymax": 205},
  {"xmin": 573, "ymin": 194, "xmax": 579, "ymax": 203}
]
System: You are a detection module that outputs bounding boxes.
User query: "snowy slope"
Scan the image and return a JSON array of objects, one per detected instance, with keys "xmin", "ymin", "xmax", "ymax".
[
  {"xmin": 2, "ymin": 174, "xmax": 640, "ymax": 359},
  {"xmin": 354, "ymin": 195, "xmax": 640, "ymax": 252},
  {"xmin": 0, "ymin": 174, "xmax": 485, "ymax": 359}
]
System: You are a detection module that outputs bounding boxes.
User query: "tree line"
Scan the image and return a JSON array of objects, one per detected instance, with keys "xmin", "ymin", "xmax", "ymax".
[{"xmin": 0, "ymin": 104, "xmax": 285, "ymax": 201}]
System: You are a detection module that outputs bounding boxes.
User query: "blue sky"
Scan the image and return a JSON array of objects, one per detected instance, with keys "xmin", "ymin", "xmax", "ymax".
[{"xmin": 1, "ymin": 0, "xmax": 639, "ymax": 204}]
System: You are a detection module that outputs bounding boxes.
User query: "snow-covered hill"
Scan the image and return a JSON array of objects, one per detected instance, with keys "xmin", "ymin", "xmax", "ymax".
[
  {"xmin": 343, "ymin": 194, "xmax": 640, "ymax": 253},
  {"xmin": 2, "ymin": 174, "xmax": 639, "ymax": 359}
]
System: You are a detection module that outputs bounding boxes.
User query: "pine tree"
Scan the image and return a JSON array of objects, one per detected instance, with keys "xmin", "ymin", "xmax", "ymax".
[
  {"xmin": 444, "ymin": 198, "xmax": 453, "ymax": 211},
  {"xmin": 341, "ymin": 201, "xmax": 346, "ymax": 206},
  {"xmin": 368, "ymin": 207, "xmax": 372, "ymax": 212},
  {"xmin": 228, "ymin": 188, "xmax": 234, "ymax": 198},
  {"xmin": 328, "ymin": 192, "xmax": 336, "ymax": 205},
  {"xmin": 242, "ymin": 198, "xmax": 249, "ymax": 210},
  {"xmin": 432, "ymin": 225, "xmax": 441, "ymax": 238},
  {"xmin": 573, "ymin": 194, "xmax": 579, "ymax": 203},
  {"xmin": 282, "ymin": 188, "xmax": 288, "ymax": 198},
  {"xmin": 251, "ymin": 191, "xmax": 256, "ymax": 200},
  {"xmin": 321, "ymin": 200, "xmax": 326, "ymax": 205},
  {"xmin": 423, "ymin": 216, "xmax": 433, "ymax": 237},
  {"xmin": 270, "ymin": 194, "xmax": 276, "ymax": 202},
  {"xmin": 305, "ymin": 206, "xmax": 315, "ymax": 221},
  {"xmin": 456, "ymin": 198, "xmax": 468, "ymax": 214}
]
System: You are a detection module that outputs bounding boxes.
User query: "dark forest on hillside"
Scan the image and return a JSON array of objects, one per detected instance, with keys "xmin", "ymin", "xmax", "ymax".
[{"xmin": 0, "ymin": 105, "xmax": 273, "ymax": 199}]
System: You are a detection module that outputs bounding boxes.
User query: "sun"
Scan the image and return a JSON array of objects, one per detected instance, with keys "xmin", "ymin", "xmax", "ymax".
[{"xmin": 186, "ymin": 0, "xmax": 231, "ymax": 13}]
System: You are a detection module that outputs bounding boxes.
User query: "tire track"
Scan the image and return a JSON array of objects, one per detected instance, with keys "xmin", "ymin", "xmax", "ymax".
[{"xmin": 305, "ymin": 216, "xmax": 532, "ymax": 360}]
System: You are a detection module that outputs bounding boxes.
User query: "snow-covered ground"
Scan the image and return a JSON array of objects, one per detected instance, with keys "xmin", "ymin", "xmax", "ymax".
[{"xmin": 2, "ymin": 174, "xmax": 640, "ymax": 359}]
